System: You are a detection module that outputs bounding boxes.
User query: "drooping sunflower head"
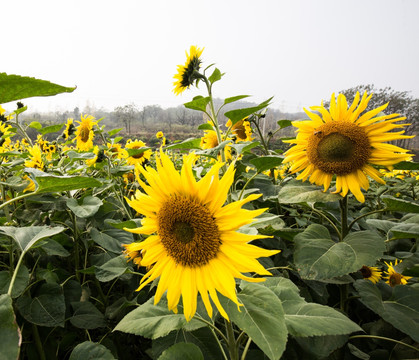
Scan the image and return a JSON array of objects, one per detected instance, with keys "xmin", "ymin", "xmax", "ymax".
[
  {"xmin": 360, "ymin": 265, "xmax": 382, "ymax": 284},
  {"xmin": 123, "ymin": 150, "xmax": 280, "ymax": 321},
  {"xmin": 226, "ymin": 118, "xmax": 253, "ymax": 142},
  {"xmin": 283, "ymin": 92, "xmax": 414, "ymax": 202},
  {"xmin": 0, "ymin": 122, "xmax": 13, "ymax": 149},
  {"xmin": 383, "ymin": 260, "xmax": 412, "ymax": 287},
  {"xmin": 63, "ymin": 118, "xmax": 75, "ymax": 140},
  {"xmin": 125, "ymin": 139, "xmax": 152, "ymax": 166},
  {"xmin": 173, "ymin": 46, "xmax": 204, "ymax": 96},
  {"xmin": 75, "ymin": 114, "xmax": 97, "ymax": 151}
]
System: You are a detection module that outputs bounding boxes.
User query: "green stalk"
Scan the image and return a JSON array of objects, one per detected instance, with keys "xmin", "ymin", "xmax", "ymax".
[
  {"xmin": 349, "ymin": 335, "xmax": 419, "ymax": 352},
  {"xmin": 7, "ymin": 252, "xmax": 25, "ymax": 296},
  {"xmin": 339, "ymin": 195, "xmax": 349, "ymax": 313},
  {"xmin": 241, "ymin": 336, "xmax": 252, "ymax": 360},
  {"xmin": 32, "ymin": 324, "xmax": 46, "ymax": 360},
  {"xmin": 1, "ymin": 185, "xmax": 11, "ymax": 223},
  {"xmin": 225, "ymin": 319, "xmax": 239, "ymax": 360}
]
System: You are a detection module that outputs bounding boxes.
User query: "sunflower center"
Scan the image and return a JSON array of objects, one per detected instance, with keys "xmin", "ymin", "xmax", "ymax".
[
  {"xmin": 131, "ymin": 147, "xmax": 144, "ymax": 159},
  {"xmin": 80, "ymin": 127, "xmax": 90, "ymax": 142},
  {"xmin": 306, "ymin": 121, "xmax": 371, "ymax": 175},
  {"xmin": 360, "ymin": 266, "xmax": 372, "ymax": 278},
  {"xmin": 389, "ymin": 272, "xmax": 402, "ymax": 287},
  {"xmin": 157, "ymin": 195, "xmax": 221, "ymax": 267}
]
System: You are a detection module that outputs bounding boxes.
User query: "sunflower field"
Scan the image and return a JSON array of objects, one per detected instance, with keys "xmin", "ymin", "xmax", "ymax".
[{"xmin": 0, "ymin": 47, "xmax": 418, "ymax": 360}]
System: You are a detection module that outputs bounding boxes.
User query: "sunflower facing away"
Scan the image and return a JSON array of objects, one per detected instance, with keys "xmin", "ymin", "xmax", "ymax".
[
  {"xmin": 173, "ymin": 45, "xmax": 204, "ymax": 96},
  {"xmin": 226, "ymin": 118, "xmax": 253, "ymax": 142},
  {"xmin": 74, "ymin": 114, "xmax": 97, "ymax": 151},
  {"xmin": 360, "ymin": 265, "xmax": 382, "ymax": 284},
  {"xmin": 383, "ymin": 259, "xmax": 412, "ymax": 287},
  {"xmin": 123, "ymin": 151, "xmax": 279, "ymax": 321},
  {"xmin": 283, "ymin": 92, "xmax": 413, "ymax": 202}
]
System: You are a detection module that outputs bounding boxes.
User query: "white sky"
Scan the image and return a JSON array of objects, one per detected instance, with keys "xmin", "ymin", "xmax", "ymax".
[{"xmin": 3, "ymin": 0, "xmax": 419, "ymax": 114}]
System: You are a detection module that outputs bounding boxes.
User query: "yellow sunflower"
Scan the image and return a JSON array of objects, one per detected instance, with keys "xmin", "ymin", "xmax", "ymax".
[
  {"xmin": 24, "ymin": 145, "xmax": 44, "ymax": 170},
  {"xmin": 156, "ymin": 131, "xmax": 164, "ymax": 139},
  {"xmin": 283, "ymin": 92, "xmax": 413, "ymax": 202},
  {"xmin": 63, "ymin": 118, "xmax": 75, "ymax": 140},
  {"xmin": 0, "ymin": 105, "xmax": 14, "ymax": 122},
  {"xmin": 75, "ymin": 114, "xmax": 97, "ymax": 151},
  {"xmin": 360, "ymin": 265, "xmax": 382, "ymax": 284},
  {"xmin": 125, "ymin": 139, "xmax": 152, "ymax": 166},
  {"xmin": 106, "ymin": 142, "xmax": 128, "ymax": 160},
  {"xmin": 173, "ymin": 45, "xmax": 204, "ymax": 96},
  {"xmin": 383, "ymin": 260, "xmax": 412, "ymax": 287},
  {"xmin": 123, "ymin": 151, "xmax": 279, "ymax": 321},
  {"xmin": 226, "ymin": 118, "xmax": 253, "ymax": 142},
  {"xmin": 0, "ymin": 122, "xmax": 13, "ymax": 149}
]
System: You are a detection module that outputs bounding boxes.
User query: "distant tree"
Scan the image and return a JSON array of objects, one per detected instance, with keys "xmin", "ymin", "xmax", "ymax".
[
  {"xmin": 114, "ymin": 103, "xmax": 139, "ymax": 134},
  {"xmin": 330, "ymin": 85, "xmax": 419, "ymax": 149},
  {"xmin": 73, "ymin": 107, "xmax": 80, "ymax": 120}
]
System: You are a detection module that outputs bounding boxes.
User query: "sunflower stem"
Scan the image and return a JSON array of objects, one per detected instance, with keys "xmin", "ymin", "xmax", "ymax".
[
  {"xmin": 241, "ymin": 336, "xmax": 252, "ymax": 360},
  {"xmin": 347, "ymin": 208, "xmax": 386, "ymax": 232},
  {"xmin": 225, "ymin": 319, "xmax": 239, "ymax": 360},
  {"xmin": 349, "ymin": 335, "xmax": 419, "ymax": 352},
  {"xmin": 338, "ymin": 195, "xmax": 350, "ymax": 313}
]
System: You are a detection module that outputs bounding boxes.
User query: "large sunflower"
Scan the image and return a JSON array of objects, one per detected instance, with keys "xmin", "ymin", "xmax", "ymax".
[
  {"xmin": 283, "ymin": 92, "xmax": 413, "ymax": 202},
  {"xmin": 123, "ymin": 151, "xmax": 279, "ymax": 321},
  {"xmin": 173, "ymin": 45, "xmax": 204, "ymax": 96},
  {"xmin": 74, "ymin": 114, "xmax": 96, "ymax": 151}
]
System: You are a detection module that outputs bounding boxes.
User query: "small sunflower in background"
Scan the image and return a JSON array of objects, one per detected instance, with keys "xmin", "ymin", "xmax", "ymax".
[
  {"xmin": 226, "ymin": 118, "xmax": 253, "ymax": 142},
  {"xmin": 0, "ymin": 122, "xmax": 13, "ymax": 149},
  {"xmin": 123, "ymin": 151, "xmax": 279, "ymax": 321},
  {"xmin": 107, "ymin": 142, "xmax": 127, "ymax": 160},
  {"xmin": 0, "ymin": 105, "xmax": 14, "ymax": 122},
  {"xmin": 75, "ymin": 114, "xmax": 97, "ymax": 151},
  {"xmin": 24, "ymin": 145, "xmax": 45, "ymax": 170},
  {"xmin": 173, "ymin": 45, "xmax": 204, "ymax": 96},
  {"xmin": 283, "ymin": 92, "xmax": 413, "ymax": 202},
  {"xmin": 63, "ymin": 118, "xmax": 75, "ymax": 140},
  {"xmin": 360, "ymin": 265, "xmax": 382, "ymax": 284},
  {"xmin": 383, "ymin": 260, "xmax": 412, "ymax": 287},
  {"xmin": 125, "ymin": 139, "xmax": 152, "ymax": 166}
]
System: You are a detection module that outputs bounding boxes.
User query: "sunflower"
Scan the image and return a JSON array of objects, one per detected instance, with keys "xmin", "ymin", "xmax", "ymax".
[
  {"xmin": 0, "ymin": 105, "xmax": 13, "ymax": 122},
  {"xmin": 173, "ymin": 45, "xmax": 204, "ymax": 96},
  {"xmin": 360, "ymin": 265, "xmax": 382, "ymax": 284},
  {"xmin": 75, "ymin": 114, "xmax": 96, "ymax": 151},
  {"xmin": 123, "ymin": 151, "xmax": 279, "ymax": 321},
  {"xmin": 0, "ymin": 122, "xmax": 13, "ymax": 149},
  {"xmin": 383, "ymin": 260, "xmax": 412, "ymax": 287},
  {"xmin": 125, "ymin": 139, "xmax": 152, "ymax": 166},
  {"xmin": 283, "ymin": 92, "xmax": 413, "ymax": 202},
  {"xmin": 24, "ymin": 145, "xmax": 44, "ymax": 170},
  {"xmin": 226, "ymin": 118, "xmax": 253, "ymax": 142},
  {"xmin": 63, "ymin": 118, "xmax": 75, "ymax": 140}
]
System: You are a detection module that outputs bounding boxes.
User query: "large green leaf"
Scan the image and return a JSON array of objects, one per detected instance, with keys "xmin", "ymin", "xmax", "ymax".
[
  {"xmin": 354, "ymin": 280, "xmax": 419, "ymax": 342},
  {"xmin": 114, "ymin": 297, "xmax": 204, "ymax": 339},
  {"xmin": 249, "ymin": 156, "xmax": 283, "ymax": 173},
  {"xmin": 219, "ymin": 281, "xmax": 288, "ymax": 360},
  {"xmin": 165, "ymin": 137, "xmax": 202, "ymax": 150},
  {"xmin": 389, "ymin": 222, "xmax": 419, "ymax": 239},
  {"xmin": 66, "ymin": 196, "xmax": 103, "ymax": 218},
  {"xmin": 16, "ymin": 283, "xmax": 65, "ymax": 327},
  {"xmin": 0, "ymin": 73, "xmax": 76, "ymax": 104},
  {"xmin": 393, "ymin": 161, "xmax": 419, "ymax": 170},
  {"xmin": 381, "ymin": 195, "xmax": 419, "ymax": 213},
  {"xmin": 70, "ymin": 302, "xmax": 107, "ymax": 329},
  {"xmin": 223, "ymin": 95, "xmax": 251, "ymax": 106},
  {"xmin": 158, "ymin": 343, "xmax": 204, "ymax": 360},
  {"xmin": 0, "ymin": 226, "xmax": 65, "ymax": 254},
  {"xmin": 263, "ymin": 277, "xmax": 361, "ymax": 336},
  {"xmin": 278, "ymin": 182, "xmax": 341, "ymax": 203},
  {"xmin": 0, "ymin": 265, "xmax": 30, "ymax": 298},
  {"xmin": 294, "ymin": 224, "xmax": 385, "ymax": 280},
  {"xmin": 224, "ymin": 97, "xmax": 273, "ymax": 125},
  {"xmin": 38, "ymin": 124, "xmax": 64, "ymax": 135},
  {"xmin": 0, "ymin": 294, "xmax": 21, "ymax": 360},
  {"xmin": 183, "ymin": 96, "xmax": 211, "ymax": 112},
  {"xmin": 90, "ymin": 228, "xmax": 132, "ymax": 254},
  {"xmin": 69, "ymin": 341, "xmax": 116, "ymax": 360},
  {"xmin": 95, "ymin": 255, "xmax": 130, "ymax": 282},
  {"xmin": 25, "ymin": 168, "xmax": 102, "ymax": 193}
]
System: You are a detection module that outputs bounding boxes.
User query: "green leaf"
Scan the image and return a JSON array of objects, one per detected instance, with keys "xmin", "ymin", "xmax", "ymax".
[
  {"xmin": 208, "ymin": 68, "xmax": 223, "ymax": 84},
  {"xmin": 69, "ymin": 341, "xmax": 116, "ymax": 360},
  {"xmin": 0, "ymin": 225, "xmax": 65, "ymax": 254},
  {"xmin": 263, "ymin": 277, "xmax": 361, "ymax": 336},
  {"xmin": 230, "ymin": 141, "xmax": 260, "ymax": 155},
  {"xmin": 295, "ymin": 335, "xmax": 349, "ymax": 359},
  {"xmin": 197, "ymin": 123, "xmax": 213, "ymax": 130},
  {"xmin": 29, "ymin": 121, "xmax": 42, "ymax": 130},
  {"xmin": 108, "ymin": 128, "xmax": 123, "ymax": 136},
  {"xmin": 0, "ymin": 294, "xmax": 20, "ymax": 360},
  {"xmin": 0, "ymin": 72, "xmax": 76, "ymax": 104},
  {"xmin": 224, "ymin": 97, "xmax": 273, "ymax": 125},
  {"xmin": 158, "ymin": 343, "xmax": 204, "ymax": 360},
  {"xmin": 90, "ymin": 228, "xmax": 132, "ymax": 254},
  {"xmin": 114, "ymin": 297, "xmax": 203, "ymax": 339},
  {"xmin": 25, "ymin": 168, "xmax": 102, "ymax": 193},
  {"xmin": 294, "ymin": 224, "xmax": 385, "ymax": 280},
  {"xmin": 66, "ymin": 196, "xmax": 103, "ymax": 218},
  {"xmin": 66, "ymin": 151, "xmax": 96, "ymax": 160},
  {"xmin": 389, "ymin": 223, "xmax": 419, "ymax": 239},
  {"xmin": 165, "ymin": 137, "xmax": 202, "ymax": 150},
  {"xmin": 70, "ymin": 302, "xmax": 107, "ymax": 329},
  {"xmin": 381, "ymin": 195, "xmax": 419, "ymax": 213},
  {"xmin": 183, "ymin": 96, "xmax": 211, "ymax": 112},
  {"xmin": 393, "ymin": 161, "xmax": 419, "ymax": 170},
  {"xmin": 354, "ymin": 280, "xmax": 419, "ymax": 342},
  {"xmin": 219, "ymin": 281, "xmax": 288, "ymax": 360},
  {"xmin": 0, "ymin": 265, "xmax": 30, "ymax": 298},
  {"xmin": 277, "ymin": 182, "xmax": 341, "ymax": 203},
  {"xmin": 16, "ymin": 283, "xmax": 65, "ymax": 327},
  {"xmin": 38, "ymin": 124, "xmax": 64, "ymax": 135},
  {"xmin": 276, "ymin": 119, "xmax": 293, "ymax": 129},
  {"xmin": 223, "ymin": 95, "xmax": 251, "ymax": 106},
  {"xmin": 95, "ymin": 255, "xmax": 130, "ymax": 282},
  {"xmin": 249, "ymin": 155, "xmax": 283, "ymax": 173},
  {"xmin": 125, "ymin": 147, "xmax": 151, "ymax": 157}
]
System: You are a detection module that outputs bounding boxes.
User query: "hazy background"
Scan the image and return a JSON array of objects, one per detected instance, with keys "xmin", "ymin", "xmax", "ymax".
[{"xmin": 3, "ymin": 0, "xmax": 419, "ymax": 114}]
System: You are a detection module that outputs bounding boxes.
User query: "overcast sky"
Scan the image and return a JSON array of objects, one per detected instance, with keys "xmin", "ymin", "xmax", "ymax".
[{"xmin": 3, "ymin": 0, "xmax": 419, "ymax": 114}]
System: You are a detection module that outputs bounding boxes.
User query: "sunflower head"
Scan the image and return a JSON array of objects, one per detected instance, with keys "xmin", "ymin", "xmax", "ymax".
[
  {"xmin": 125, "ymin": 139, "xmax": 152, "ymax": 166},
  {"xmin": 283, "ymin": 92, "xmax": 414, "ymax": 202},
  {"xmin": 63, "ymin": 118, "xmax": 76, "ymax": 140},
  {"xmin": 75, "ymin": 114, "xmax": 97, "ymax": 151},
  {"xmin": 383, "ymin": 260, "xmax": 412, "ymax": 287},
  {"xmin": 173, "ymin": 46, "xmax": 204, "ymax": 96},
  {"xmin": 226, "ymin": 118, "xmax": 253, "ymax": 142},
  {"xmin": 360, "ymin": 265, "xmax": 382, "ymax": 284},
  {"xmin": 24, "ymin": 145, "xmax": 45, "ymax": 170},
  {"xmin": 123, "ymin": 150, "xmax": 280, "ymax": 321}
]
